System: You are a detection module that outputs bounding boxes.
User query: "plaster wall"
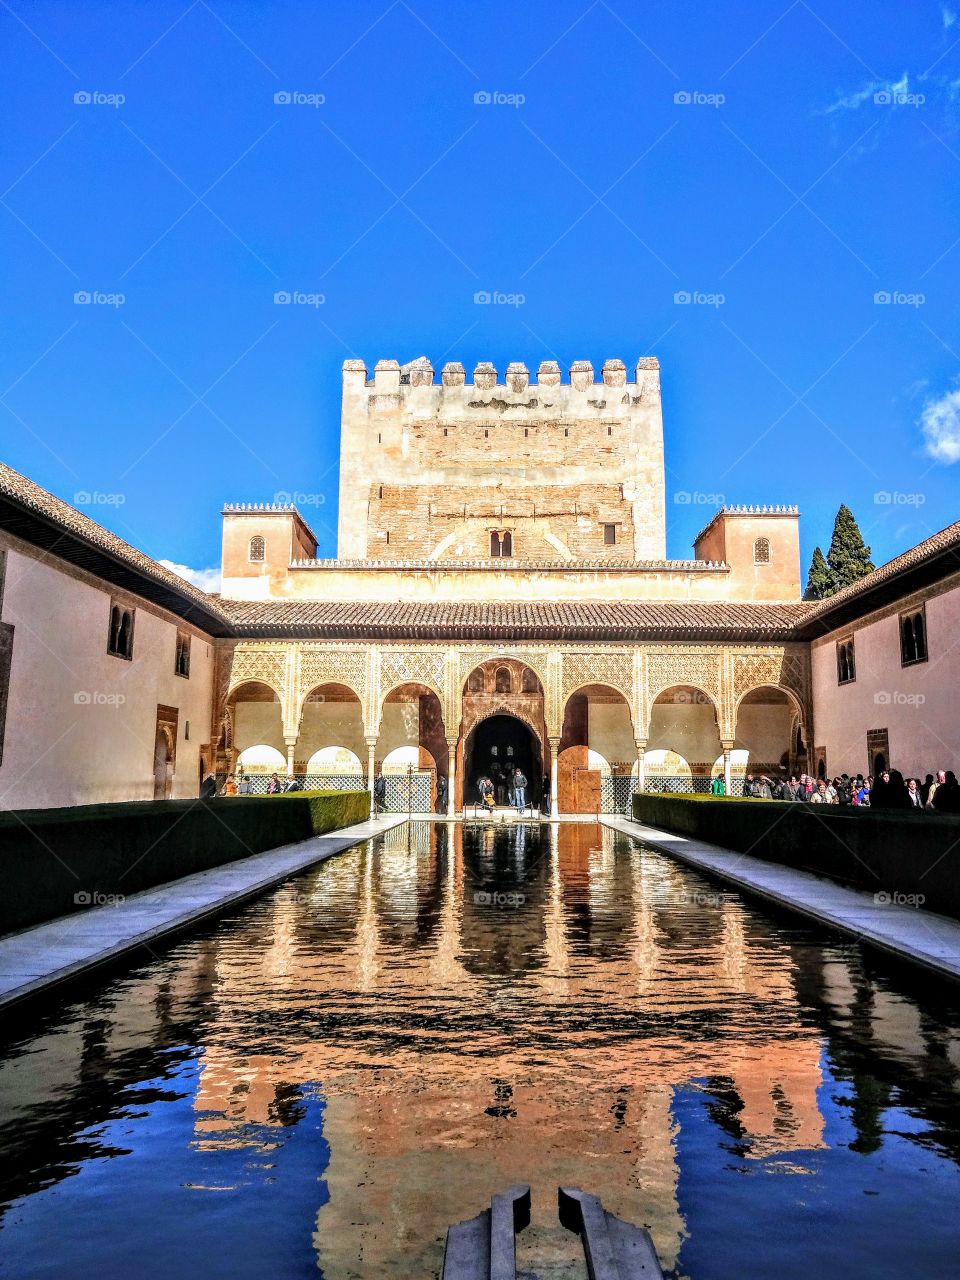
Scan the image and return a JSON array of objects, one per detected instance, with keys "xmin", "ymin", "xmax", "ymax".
[{"xmin": 0, "ymin": 538, "xmax": 215, "ymax": 809}]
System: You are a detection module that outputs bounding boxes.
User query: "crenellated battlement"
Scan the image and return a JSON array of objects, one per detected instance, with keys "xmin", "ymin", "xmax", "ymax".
[
  {"xmin": 338, "ymin": 350, "xmax": 667, "ymax": 563},
  {"xmin": 342, "ymin": 355, "xmax": 659, "ymax": 396}
]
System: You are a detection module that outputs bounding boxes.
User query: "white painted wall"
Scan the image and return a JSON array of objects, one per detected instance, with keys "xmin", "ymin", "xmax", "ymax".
[
  {"xmin": 810, "ymin": 580, "xmax": 960, "ymax": 778},
  {"xmin": 0, "ymin": 541, "xmax": 215, "ymax": 809},
  {"xmin": 587, "ymin": 701, "xmax": 636, "ymax": 765}
]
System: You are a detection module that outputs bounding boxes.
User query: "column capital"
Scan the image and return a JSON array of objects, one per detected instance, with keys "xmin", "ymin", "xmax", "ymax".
[
  {"xmin": 635, "ymin": 738, "xmax": 647, "ymax": 751},
  {"xmin": 720, "ymin": 740, "xmax": 735, "ymax": 753},
  {"xmin": 364, "ymin": 734, "xmax": 379, "ymax": 748}
]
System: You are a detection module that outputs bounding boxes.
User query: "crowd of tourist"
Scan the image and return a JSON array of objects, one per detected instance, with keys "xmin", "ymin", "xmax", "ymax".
[{"xmin": 734, "ymin": 768, "xmax": 960, "ymax": 811}]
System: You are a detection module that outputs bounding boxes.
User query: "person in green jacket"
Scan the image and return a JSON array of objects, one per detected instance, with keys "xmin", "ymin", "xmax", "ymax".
[{"xmin": 710, "ymin": 774, "xmax": 726, "ymax": 796}]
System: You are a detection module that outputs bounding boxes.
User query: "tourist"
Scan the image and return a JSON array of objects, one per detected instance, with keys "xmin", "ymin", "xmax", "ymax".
[
  {"xmin": 282, "ymin": 776, "xmax": 300, "ymax": 792},
  {"xmin": 541, "ymin": 775, "xmax": 551, "ymax": 812},
  {"xmin": 482, "ymin": 776, "xmax": 495, "ymax": 809},
  {"xmin": 710, "ymin": 773, "xmax": 725, "ymax": 796},
  {"xmin": 920, "ymin": 773, "xmax": 936, "ymax": 805},
  {"xmin": 906, "ymin": 777, "xmax": 923, "ymax": 809},
  {"xmin": 933, "ymin": 770, "xmax": 960, "ymax": 813},
  {"xmin": 513, "ymin": 767, "xmax": 527, "ymax": 813},
  {"xmin": 743, "ymin": 773, "xmax": 757, "ymax": 797},
  {"xmin": 267, "ymin": 772, "xmax": 281, "ymax": 795},
  {"xmin": 780, "ymin": 775, "xmax": 801, "ymax": 801},
  {"xmin": 220, "ymin": 773, "xmax": 238, "ymax": 797},
  {"xmin": 237, "ymin": 774, "xmax": 252, "ymax": 795},
  {"xmin": 436, "ymin": 773, "xmax": 448, "ymax": 812},
  {"xmin": 373, "ymin": 771, "xmax": 387, "ymax": 813},
  {"xmin": 926, "ymin": 770, "xmax": 946, "ymax": 809}
]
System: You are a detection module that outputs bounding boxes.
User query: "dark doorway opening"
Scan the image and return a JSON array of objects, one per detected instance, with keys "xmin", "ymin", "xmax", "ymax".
[{"xmin": 464, "ymin": 714, "xmax": 541, "ymax": 806}]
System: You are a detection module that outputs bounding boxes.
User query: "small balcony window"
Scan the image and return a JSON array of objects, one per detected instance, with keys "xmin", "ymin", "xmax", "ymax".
[
  {"xmin": 900, "ymin": 607, "xmax": 928, "ymax": 666},
  {"xmin": 107, "ymin": 603, "xmax": 135, "ymax": 660},
  {"xmin": 490, "ymin": 530, "xmax": 513, "ymax": 558},
  {"xmin": 836, "ymin": 638, "xmax": 856, "ymax": 685}
]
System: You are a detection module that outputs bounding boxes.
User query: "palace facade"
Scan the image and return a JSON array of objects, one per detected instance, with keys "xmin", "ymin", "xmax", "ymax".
[{"xmin": 1, "ymin": 354, "xmax": 958, "ymax": 812}]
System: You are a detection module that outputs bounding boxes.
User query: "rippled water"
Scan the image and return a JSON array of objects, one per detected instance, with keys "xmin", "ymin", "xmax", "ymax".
[{"xmin": 1, "ymin": 821, "xmax": 960, "ymax": 1279}]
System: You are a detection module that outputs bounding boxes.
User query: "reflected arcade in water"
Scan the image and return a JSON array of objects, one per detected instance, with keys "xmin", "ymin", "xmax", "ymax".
[{"xmin": 1, "ymin": 822, "xmax": 960, "ymax": 1280}]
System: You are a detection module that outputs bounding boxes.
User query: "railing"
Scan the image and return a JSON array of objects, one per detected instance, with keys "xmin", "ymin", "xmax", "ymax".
[{"xmin": 224, "ymin": 773, "xmax": 366, "ymax": 795}]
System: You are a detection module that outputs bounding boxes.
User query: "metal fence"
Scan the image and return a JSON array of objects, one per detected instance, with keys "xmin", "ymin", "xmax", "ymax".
[
  {"xmin": 224, "ymin": 773, "xmax": 366, "ymax": 795},
  {"xmin": 380, "ymin": 770, "xmax": 435, "ymax": 814}
]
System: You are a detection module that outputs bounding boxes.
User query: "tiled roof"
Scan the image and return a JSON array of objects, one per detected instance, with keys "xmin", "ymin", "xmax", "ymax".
[
  {"xmin": 219, "ymin": 597, "xmax": 811, "ymax": 641},
  {"xmin": 291, "ymin": 557, "xmax": 727, "ymax": 571},
  {"xmin": 799, "ymin": 518, "xmax": 960, "ymax": 633},
  {"xmin": 0, "ymin": 460, "xmax": 232, "ymax": 633}
]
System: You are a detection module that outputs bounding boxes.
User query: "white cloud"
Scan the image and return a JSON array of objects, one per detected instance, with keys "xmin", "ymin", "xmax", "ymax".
[
  {"xmin": 944, "ymin": 7, "xmax": 957, "ymax": 30},
  {"xmin": 920, "ymin": 387, "xmax": 960, "ymax": 464},
  {"xmin": 158, "ymin": 559, "xmax": 222, "ymax": 592},
  {"xmin": 825, "ymin": 73, "xmax": 908, "ymax": 112}
]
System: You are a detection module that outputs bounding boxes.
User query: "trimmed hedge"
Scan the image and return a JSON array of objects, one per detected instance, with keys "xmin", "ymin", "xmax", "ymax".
[
  {"xmin": 632, "ymin": 792, "xmax": 960, "ymax": 920},
  {"xmin": 0, "ymin": 789, "xmax": 370, "ymax": 935}
]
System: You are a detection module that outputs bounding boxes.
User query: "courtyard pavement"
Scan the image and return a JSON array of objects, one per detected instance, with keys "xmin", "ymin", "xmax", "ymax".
[
  {"xmin": 0, "ymin": 812, "xmax": 405, "ymax": 1012},
  {"xmin": 605, "ymin": 815, "xmax": 960, "ymax": 981}
]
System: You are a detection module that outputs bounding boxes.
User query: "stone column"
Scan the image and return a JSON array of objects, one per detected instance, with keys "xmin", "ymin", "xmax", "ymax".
[
  {"xmin": 635, "ymin": 739, "xmax": 647, "ymax": 793},
  {"xmin": 722, "ymin": 741, "xmax": 733, "ymax": 796},
  {"xmin": 446, "ymin": 737, "xmax": 457, "ymax": 818},
  {"xmin": 284, "ymin": 736, "xmax": 297, "ymax": 779},
  {"xmin": 365, "ymin": 736, "xmax": 378, "ymax": 809},
  {"xmin": 549, "ymin": 737, "xmax": 561, "ymax": 818}
]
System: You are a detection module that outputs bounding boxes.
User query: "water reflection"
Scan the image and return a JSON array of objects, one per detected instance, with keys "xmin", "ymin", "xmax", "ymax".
[{"xmin": 1, "ymin": 822, "xmax": 959, "ymax": 1280}]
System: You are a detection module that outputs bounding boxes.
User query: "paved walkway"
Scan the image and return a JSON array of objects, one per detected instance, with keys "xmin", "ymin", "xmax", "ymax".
[
  {"xmin": 604, "ymin": 815, "xmax": 960, "ymax": 981},
  {"xmin": 0, "ymin": 813, "xmax": 405, "ymax": 1012}
]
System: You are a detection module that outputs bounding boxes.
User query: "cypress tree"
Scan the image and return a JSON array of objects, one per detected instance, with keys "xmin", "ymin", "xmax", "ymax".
[
  {"xmin": 827, "ymin": 504, "xmax": 875, "ymax": 590},
  {"xmin": 804, "ymin": 545, "xmax": 835, "ymax": 600}
]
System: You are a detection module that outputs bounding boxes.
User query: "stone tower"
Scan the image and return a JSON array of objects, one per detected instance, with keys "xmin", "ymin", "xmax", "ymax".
[{"xmin": 337, "ymin": 356, "xmax": 666, "ymax": 562}]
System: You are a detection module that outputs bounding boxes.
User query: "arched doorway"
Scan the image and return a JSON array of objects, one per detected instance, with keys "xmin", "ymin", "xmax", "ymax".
[
  {"xmin": 463, "ymin": 713, "xmax": 542, "ymax": 808},
  {"xmin": 153, "ymin": 726, "xmax": 173, "ymax": 799}
]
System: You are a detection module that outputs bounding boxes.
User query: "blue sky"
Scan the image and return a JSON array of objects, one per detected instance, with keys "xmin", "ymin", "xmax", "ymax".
[{"xmin": 2, "ymin": 0, "xmax": 959, "ymax": 586}]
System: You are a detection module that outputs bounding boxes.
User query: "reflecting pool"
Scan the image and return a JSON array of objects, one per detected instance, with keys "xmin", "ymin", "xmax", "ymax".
[{"xmin": 1, "ymin": 822, "xmax": 959, "ymax": 1278}]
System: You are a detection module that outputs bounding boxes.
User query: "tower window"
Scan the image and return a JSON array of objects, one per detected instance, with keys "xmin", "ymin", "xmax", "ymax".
[
  {"xmin": 900, "ymin": 607, "xmax": 928, "ymax": 665},
  {"xmin": 249, "ymin": 535, "xmax": 265, "ymax": 563},
  {"xmin": 495, "ymin": 666, "xmax": 512, "ymax": 694},
  {"xmin": 175, "ymin": 631, "xmax": 191, "ymax": 679},
  {"xmin": 836, "ymin": 637, "xmax": 856, "ymax": 685},
  {"xmin": 754, "ymin": 537, "xmax": 771, "ymax": 564},
  {"xmin": 490, "ymin": 530, "xmax": 512, "ymax": 558},
  {"xmin": 603, "ymin": 523, "xmax": 616, "ymax": 546},
  {"xmin": 107, "ymin": 602, "xmax": 135, "ymax": 660}
]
